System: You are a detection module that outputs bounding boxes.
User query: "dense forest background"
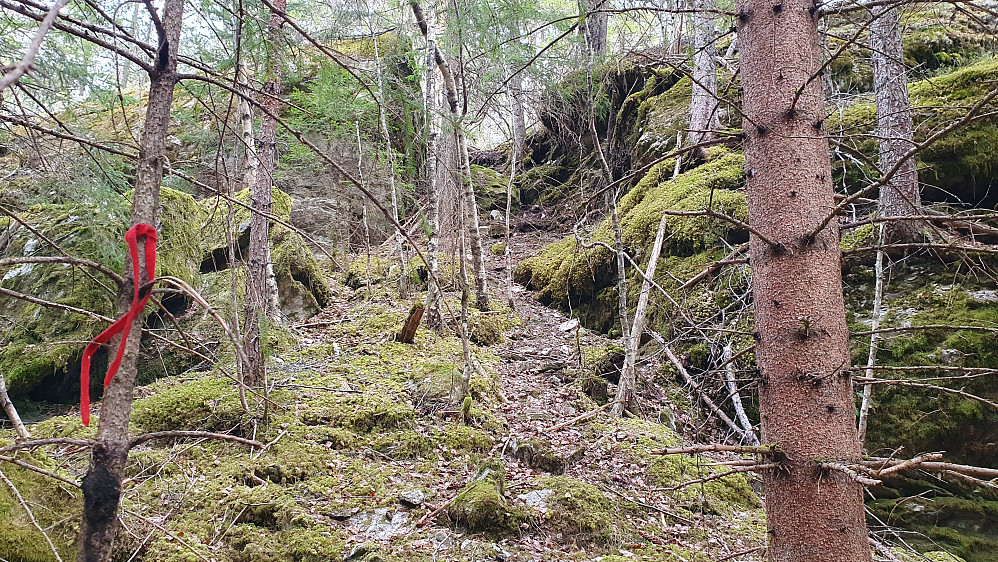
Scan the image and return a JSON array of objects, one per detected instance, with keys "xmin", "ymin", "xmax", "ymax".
[{"xmin": 2, "ymin": 0, "xmax": 998, "ymax": 560}]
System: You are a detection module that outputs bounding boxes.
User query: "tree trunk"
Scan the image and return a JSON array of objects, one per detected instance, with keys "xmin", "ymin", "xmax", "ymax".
[
  {"xmin": 871, "ymin": 5, "xmax": 922, "ymax": 242},
  {"xmin": 245, "ymin": 0, "xmax": 286, "ymax": 387},
  {"xmin": 689, "ymin": 0, "xmax": 721, "ymax": 151},
  {"xmin": 0, "ymin": 371, "xmax": 29, "ymax": 439},
  {"xmin": 78, "ymin": 1, "xmax": 184, "ymax": 560},
  {"xmin": 736, "ymin": 0, "xmax": 873, "ymax": 559},
  {"xmin": 412, "ymin": 1, "xmax": 489, "ymax": 311},
  {"xmin": 421, "ymin": 2, "xmax": 443, "ymax": 328},
  {"xmin": 579, "ymin": 0, "xmax": 608, "ymax": 56},
  {"xmin": 237, "ymin": 60, "xmax": 257, "ymax": 190},
  {"xmin": 510, "ymin": 72, "xmax": 526, "ymax": 164},
  {"xmin": 370, "ymin": 25, "xmax": 409, "ymax": 298},
  {"xmin": 458, "ymin": 130, "xmax": 489, "ymax": 310}
]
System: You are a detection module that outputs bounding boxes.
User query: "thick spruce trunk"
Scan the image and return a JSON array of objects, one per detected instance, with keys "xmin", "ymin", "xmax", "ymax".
[
  {"xmin": 78, "ymin": 1, "xmax": 184, "ymax": 559},
  {"xmin": 735, "ymin": 0, "xmax": 873, "ymax": 559}
]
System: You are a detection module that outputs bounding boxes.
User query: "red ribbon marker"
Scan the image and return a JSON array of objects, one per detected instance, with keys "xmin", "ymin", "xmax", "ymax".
[{"xmin": 80, "ymin": 223, "xmax": 157, "ymax": 426}]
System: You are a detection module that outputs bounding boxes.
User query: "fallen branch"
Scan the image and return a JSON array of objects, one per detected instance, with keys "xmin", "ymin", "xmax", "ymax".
[
  {"xmin": 0, "ymin": 437, "xmax": 94, "ymax": 453},
  {"xmin": 545, "ymin": 403, "xmax": 611, "ymax": 433},
  {"xmin": 597, "ymin": 483, "xmax": 693, "ymax": 524},
  {"xmin": 653, "ymin": 443, "xmax": 778, "ymax": 456},
  {"xmin": 662, "ymin": 345, "xmax": 760, "ymax": 446}
]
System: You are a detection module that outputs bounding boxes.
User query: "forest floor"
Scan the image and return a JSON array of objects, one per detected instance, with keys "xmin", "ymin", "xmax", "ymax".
[
  {"xmin": 267, "ymin": 211, "xmax": 768, "ymax": 561},
  {"xmin": 1, "ymin": 210, "xmax": 768, "ymax": 562}
]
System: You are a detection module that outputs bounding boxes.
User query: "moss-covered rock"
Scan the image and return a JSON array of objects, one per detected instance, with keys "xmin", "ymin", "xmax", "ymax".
[
  {"xmin": 531, "ymin": 476, "xmax": 615, "ymax": 542},
  {"xmin": 471, "ymin": 164, "xmax": 516, "ymax": 211},
  {"xmin": 0, "ymin": 184, "xmax": 331, "ymax": 398},
  {"xmin": 0, "ymin": 451, "xmax": 81, "ymax": 561},
  {"xmin": 831, "ymin": 58, "xmax": 998, "ymax": 207},
  {"xmin": 514, "ymin": 149, "xmax": 746, "ymax": 333}
]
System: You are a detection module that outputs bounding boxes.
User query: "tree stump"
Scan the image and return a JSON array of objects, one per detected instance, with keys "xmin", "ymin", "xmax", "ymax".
[{"xmin": 396, "ymin": 302, "xmax": 425, "ymax": 343}]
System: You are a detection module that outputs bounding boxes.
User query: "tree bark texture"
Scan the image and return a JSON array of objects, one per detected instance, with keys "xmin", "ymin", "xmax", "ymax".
[
  {"xmin": 870, "ymin": 5, "xmax": 922, "ymax": 242},
  {"xmin": 736, "ymin": 0, "xmax": 873, "ymax": 559},
  {"xmin": 579, "ymin": 0, "xmax": 608, "ymax": 56},
  {"xmin": 510, "ymin": 72, "xmax": 526, "ymax": 164},
  {"xmin": 689, "ymin": 0, "xmax": 721, "ymax": 150},
  {"xmin": 245, "ymin": 0, "xmax": 286, "ymax": 387},
  {"xmin": 237, "ymin": 59, "xmax": 258, "ymax": 190},
  {"xmin": 78, "ymin": 1, "xmax": 184, "ymax": 559}
]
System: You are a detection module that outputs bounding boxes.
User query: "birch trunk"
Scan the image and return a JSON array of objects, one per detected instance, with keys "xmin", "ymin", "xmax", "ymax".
[
  {"xmin": 78, "ymin": 1, "xmax": 184, "ymax": 559},
  {"xmin": 370, "ymin": 25, "xmax": 408, "ymax": 297},
  {"xmin": 613, "ymin": 215, "xmax": 667, "ymax": 416},
  {"xmin": 579, "ymin": 0, "xmax": 608, "ymax": 56},
  {"xmin": 736, "ymin": 0, "xmax": 873, "ymax": 558},
  {"xmin": 422, "ymin": 2, "xmax": 443, "ymax": 328},
  {"xmin": 412, "ymin": 1, "xmax": 489, "ymax": 310},
  {"xmin": 871, "ymin": 4, "xmax": 923, "ymax": 242}
]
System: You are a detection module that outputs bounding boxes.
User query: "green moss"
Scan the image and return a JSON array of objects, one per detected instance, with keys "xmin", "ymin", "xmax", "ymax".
[
  {"xmin": 131, "ymin": 375, "xmax": 248, "ymax": 432},
  {"xmin": 441, "ymin": 425, "xmax": 495, "ymax": 454},
  {"xmin": 830, "ymin": 58, "xmax": 998, "ymax": 204},
  {"xmin": 370, "ymin": 430, "xmax": 433, "ymax": 459},
  {"xmin": 514, "ymin": 149, "xmax": 746, "ymax": 333},
  {"xmin": 344, "ymin": 255, "xmax": 394, "ymax": 289},
  {"xmin": 447, "ymin": 480, "xmax": 513, "ymax": 533},
  {"xmin": 471, "ymin": 164, "xmax": 516, "ymax": 211},
  {"xmin": 0, "ymin": 452, "xmax": 81, "ymax": 561},
  {"xmin": 533, "ymin": 476, "xmax": 615, "ymax": 542}
]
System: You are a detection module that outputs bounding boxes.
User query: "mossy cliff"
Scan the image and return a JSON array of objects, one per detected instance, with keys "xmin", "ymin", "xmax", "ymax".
[{"xmin": 0, "ymin": 183, "xmax": 330, "ymax": 399}]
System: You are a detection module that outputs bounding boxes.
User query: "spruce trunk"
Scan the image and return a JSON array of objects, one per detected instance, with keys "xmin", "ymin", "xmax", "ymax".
[
  {"xmin": 736, "ymin": 0, "xmax": 872, "ymax": 559},
  {"xmin": 245, "ymin": 0, "xmax": 286, "ymax": 387}
]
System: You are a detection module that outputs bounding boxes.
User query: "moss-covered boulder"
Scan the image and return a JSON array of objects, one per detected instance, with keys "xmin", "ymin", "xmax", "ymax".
[
  {"xmin": 0, "ymin": 451, "xmax": 81, "ymax": 561},
  {"xmin": 514, "ymin": 148, "xmax": 746, "ymax": 333},
  {"xmin": 530, "ymin": 476, "xmax": 616, "ymax": 542},
  {"xmin": 0, "ymin": 184, "xmax": 331, "ymax": 398},
  {"xmin": 447, "ymin": 459, "xmax": 519, "ymax": 533}
]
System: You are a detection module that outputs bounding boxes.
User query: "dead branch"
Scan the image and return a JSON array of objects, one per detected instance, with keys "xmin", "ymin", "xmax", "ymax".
[
  {"xmin": 0, "ymin": 0, "xmax": 71, "ymax": 95},
  {"xmin": 677, "ymin": 243, "xmax": 749, "ymax": 292},
  {"xmin": 653, "ymin": 443, "xmax": 779, "ymax": 456},
  {"xmin": 654, "ymin": 463, "xmax": 775, "ymax": 493},
  {"xmin": 821, "ymin": 462, "xmax": 883, "ymax": 486},
  {"xmin": 597, "ymin": 483, "xmax": 694, "ymax": 524},
  {"xmin": 862, "ymin": 457, "xmax": 998, "ymax": 480},
  {"xmin": 545, "ymin": 402, "xmax": 611, "ymax": 433},
  {"xmin": 0, "ymin": 454, "xmax": 79, "ymax": 487},
  {"xmin": 0, "ymin": 256, "xmax": 124, "ymax": 286},
  {"xmin": 854, "ymin": 377, "xmax": 998, "ymax": 410},
  {"xmin": 0, "ymin": 437, "xmax": 94, "ymax": 453}
]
